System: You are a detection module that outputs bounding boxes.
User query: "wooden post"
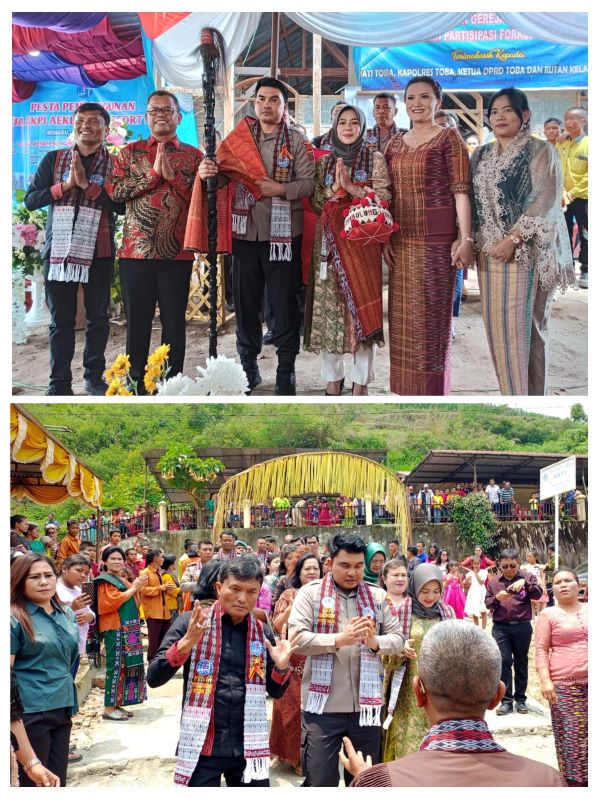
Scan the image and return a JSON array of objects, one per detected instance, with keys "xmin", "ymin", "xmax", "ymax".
[
  {"xmin": 95, "ymin": 508, "xmax": 101, "ymax": 562},
  {"xmin": 313, "ymin": 34, "xmax": 322, "ymax": 137},
  {"xmin": 223, "ymin": 64, "xmax": 235, "ymax": 135},
  {"xmin": 364, "ymin": 494, "xmax": 373, "ymax": 526},
  {"xmin": 270, "ymin": 13, "xmax": 280, "ymax": 77},
  {"xmin": 158, "ymin": 500, "xmax": 168, "ymax": 533},
  {"xmin": 243, "ymin": 499, "xmax": 252, "ymax": 529}
]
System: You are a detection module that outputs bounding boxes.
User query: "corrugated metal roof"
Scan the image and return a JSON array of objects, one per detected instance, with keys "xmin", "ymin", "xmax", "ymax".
[{"xmin": 405, "ymin": 450, "xmax": 588, "ymax": 487}]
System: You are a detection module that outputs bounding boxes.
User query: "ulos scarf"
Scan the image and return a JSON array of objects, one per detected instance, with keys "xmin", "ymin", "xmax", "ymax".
[
  {"xmin": 318, "ymin": 104, "xmax": 383, "ymax": 348},
  {"xmin": 306, "ymin": 572, "xmax": 383, "ymax": 725},
  {"xmin": 184, "ymin": 116, "xmax": 293, "ymax": 261},
  {"xmin": 419, "ymin": 718, "xmax": 505, "ymax": 752},
  {"xmin": 174, "ymin": 601, "xmax": 269, "ymax": 786},
  {"xmin": 248, "ymin": 117, "xmax": 294, "ymax": 261},
  {"xmin": 49, "ymin": 145, "xmax": 113, "ymax": 283}
]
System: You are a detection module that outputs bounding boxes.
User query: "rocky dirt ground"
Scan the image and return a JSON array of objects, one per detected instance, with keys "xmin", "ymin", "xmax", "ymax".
[
  {"xmin": 67, "ymin": 619, "xmax": 559, "ymax": 788},
  {"xmin": 12, "ymin": 272, "xmax": 587, "ymax": 397}
]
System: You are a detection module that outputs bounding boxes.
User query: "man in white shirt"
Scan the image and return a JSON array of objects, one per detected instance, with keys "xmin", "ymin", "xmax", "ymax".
[{"xmin": 485, "ymin": 479, "xmax": 500, "ymax": 514}]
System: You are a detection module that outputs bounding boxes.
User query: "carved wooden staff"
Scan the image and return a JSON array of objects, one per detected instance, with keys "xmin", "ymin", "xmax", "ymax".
[{"xmin": 198, "ymin": 27, "xmax": 226, "ymax": 358}]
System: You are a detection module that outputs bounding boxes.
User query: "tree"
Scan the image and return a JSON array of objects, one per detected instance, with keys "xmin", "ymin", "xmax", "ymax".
[
  {"xmin": 450, "ymin": 492, "xmax": 498, "ymax": 551},
  {"xmin": 157, "ymin": 446, "xmax": 225, "ymax": 510},
  {"xmin": 570, "ymin": 403, "xmax": 588, "ymax": 424}
]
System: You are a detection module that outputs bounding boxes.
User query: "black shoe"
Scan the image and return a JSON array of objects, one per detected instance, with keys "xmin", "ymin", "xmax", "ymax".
[
  {"xmin": 227, "ymin": 302, "xmax": 235, "ymax": 313},
  {"xmin": 496, "ymin": 701, "xmax": 513, "ymax": 716},
  {"xmin": 515, "ymin": 701, "xmax": 528, "ymax": 714},
  {"xmin": 262, "ymin": 330, "xmax": 275, "ymax": 345},
  {"xmin": 45, "ymin": 385, "xmax": 74, "ymax": 396},
  {"xmin": 242, "ymin": 361, "xmax": 263, "ymax": 393},
  {"xmin": 84, "ymin": 378, "xmax": 109, "ymax": 396},
  {"xmin": 275, "ymin": 370, "xmax": 296, "ymax": 396}
]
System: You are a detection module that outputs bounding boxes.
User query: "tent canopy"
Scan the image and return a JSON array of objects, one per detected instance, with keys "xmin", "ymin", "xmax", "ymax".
[
  {"xmin": 404, "ymin": 449, "xmax": 588, "ymax": 488},
  {"xmin": 13, "ymin": 12, "xmax": 587, "ymax": 96},
  {"xmin": 11, "ymin": 404, "xmax": 103, "ymax": 508}
]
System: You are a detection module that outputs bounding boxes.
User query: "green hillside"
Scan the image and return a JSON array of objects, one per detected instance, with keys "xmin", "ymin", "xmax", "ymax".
[{"xmin": 13, "ymin": 403, "xmax": 587, "ymax": 521}]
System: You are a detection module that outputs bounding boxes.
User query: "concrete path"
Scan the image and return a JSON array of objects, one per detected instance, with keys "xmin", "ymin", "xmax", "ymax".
[{"xmin": 67, "ymin": 621, "xmax": 558, "ymax": 787}]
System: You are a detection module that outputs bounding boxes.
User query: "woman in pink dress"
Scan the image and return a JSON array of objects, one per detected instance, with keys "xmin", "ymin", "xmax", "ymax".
[
  {"xmin": 535, "ymin": 568, "xmax": 588, "ymax": 787},
  {"xmin": 317, "ymin": 497, "xmax": 331, "ymax": 526},
  {"xmin": 443, "ymin": 561, "xmax": 466, "ymax": 618}
]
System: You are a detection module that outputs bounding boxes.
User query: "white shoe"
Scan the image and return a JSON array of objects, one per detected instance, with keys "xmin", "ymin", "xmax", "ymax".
[
  {"xmin": 579, "ymin": 273, "xmax": 588, "ymax": 288},
  {"xmin": 451, "ymin": 320, "xmax": 456, "ymax": 339}
]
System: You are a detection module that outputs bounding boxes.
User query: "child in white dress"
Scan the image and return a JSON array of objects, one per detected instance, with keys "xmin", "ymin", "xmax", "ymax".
[{"xmin": 463, "ymin": 555, "xmax": 488, "ymax": 629}]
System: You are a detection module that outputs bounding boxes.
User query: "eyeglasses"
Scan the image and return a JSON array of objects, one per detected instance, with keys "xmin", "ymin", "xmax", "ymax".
[
  {"xmin": 146, "ymin": 107, "xmax": 176, "ymax": 117},
  {"xmin": 499, "ymin": 563, "xmax": 519, "ymax": 569}
]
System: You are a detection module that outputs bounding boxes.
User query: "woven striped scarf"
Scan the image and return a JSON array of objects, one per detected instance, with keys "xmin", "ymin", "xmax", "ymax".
[
  {"xmin": 419, "ymin": 718, "xmax": 505, "ymax": 752},
  {"xmin": 49, "ymin": 145, "xmax": 113, "ymax": 282},
  {"xmin": 174, "ymin": 601, "xmax": 269, "ymax": 785},
  {"xmin": 233, "ymin": 117, "xmax": 293, "ymax": 261},
  {"xmin": 306, "ymin": 572, "xmax": 383, "ymax": 726}
]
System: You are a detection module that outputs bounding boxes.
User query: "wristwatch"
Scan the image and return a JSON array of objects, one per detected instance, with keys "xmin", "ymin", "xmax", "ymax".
[{"xmin": 509, "ymin": 233, "xmax": 521, "ymax": 245}]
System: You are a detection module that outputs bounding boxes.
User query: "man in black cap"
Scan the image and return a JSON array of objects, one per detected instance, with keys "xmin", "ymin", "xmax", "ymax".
[{"xmin": 198, "ymin": 77, "xmax": 315, "ymax": 395}]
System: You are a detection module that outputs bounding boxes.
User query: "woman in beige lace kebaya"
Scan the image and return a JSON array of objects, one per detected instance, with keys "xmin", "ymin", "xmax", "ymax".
[{"xmin": 471, "ymin": 88, "xmax": 574, "ymax": 396}]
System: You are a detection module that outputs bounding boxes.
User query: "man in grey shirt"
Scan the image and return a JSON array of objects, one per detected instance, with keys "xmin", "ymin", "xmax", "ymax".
[
  {"xmin": 288, "ymin": 532, "xmax": 404, "ymax": 786},
  {"xmin": 198, "ymin": 77, "xmax": 315, "ymax": 395}
]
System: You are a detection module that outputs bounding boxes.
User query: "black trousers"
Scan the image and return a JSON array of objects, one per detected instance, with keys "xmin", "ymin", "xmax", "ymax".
[
  {"xmin": 188, "ymin": 755, "xmax": 269, "ymax": 787},
  {"xmin": 19, "ymin": 707, "xmax": 72, "ymax": 787},
  {"xmin": 565, "ymin": 197, "xmax": 588, "ymax": 269},
  {"xmin": 302, "ymin": 711, "xmax": 382, "ymax": 787},
  {"xmin": 146, "ymin": 617, "xmax": 172, "ymax": 663},
  {"xmin": 232, "ymin": 236, "xmax": 302, "ymax": 361},
  {"xmin": 44, "ymin": 257, "xmax": 113, "ymax": 389},
  {"xmin": 492, "ymin": 621, "xmax": 533, "ymax": 703},
  {"xmin": 119, "ymin": 258, "xmax": 193, "ymax": 384}
]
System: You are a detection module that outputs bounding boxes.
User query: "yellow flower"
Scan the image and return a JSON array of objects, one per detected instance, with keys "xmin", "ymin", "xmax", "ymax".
[
  {"xmin": 104, "ymin": 367, "xmax": 116, "ymax": 382},
  {"xmin": 117, "ymin": 383, "xmax": 133, "ymax": 396},
  {"xmin": 112, "ymin": 353, "xmax": 131, "ymax": 375},
  {"xmin": 147, "ymin": 343, "xmax": 171, "ymax": 368},
  {"xmin": 105, "ymin": 352, "xmax": 132, "ymax": 380},
  {"xmin": 105, "ymin": 378, "xmax": 123, "ymax": 396},
  {"xmin": 144, "ymin": 371, "xmax": 159, "ymax": 394}
]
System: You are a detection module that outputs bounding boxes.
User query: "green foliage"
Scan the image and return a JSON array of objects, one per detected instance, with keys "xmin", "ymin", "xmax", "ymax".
[
  {"xmin": 570, "ymin": 403, "xmax": 588, "ymax": 424},
  {"xmin": 450, "ymin": 493, "xmax": 498, "ymax": 550},
  {"xmin": 13, "ymin": 403, "xmax": 586, "ymax": 520},
  {"xmin": 157, "ymin": 446, "xmax": 224, "ymax": 509}
]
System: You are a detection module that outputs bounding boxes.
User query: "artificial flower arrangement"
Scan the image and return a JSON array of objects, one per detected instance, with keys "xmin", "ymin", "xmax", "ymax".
[
  {"xmin": 12, "ymin": 204, "xmax": 47, "ymax": 275},
  {"xmin": 104, "ymin": 344, "xmax": 249, "ymax": 396}
]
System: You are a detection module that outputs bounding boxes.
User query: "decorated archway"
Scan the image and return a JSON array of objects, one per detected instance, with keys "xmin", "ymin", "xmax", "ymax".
[{"xmin": 214, "ymin": 450, "xmax": 410, "ymax": 548}]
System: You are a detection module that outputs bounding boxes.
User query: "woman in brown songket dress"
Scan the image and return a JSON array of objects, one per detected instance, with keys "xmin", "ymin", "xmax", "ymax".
[
  {"xmin": 269, "ymin": 553, "xmax": 322, "ymax": 775},
  {"xmin": 384, "ymin": 77, "xmax": 472, "ymax": 395}
]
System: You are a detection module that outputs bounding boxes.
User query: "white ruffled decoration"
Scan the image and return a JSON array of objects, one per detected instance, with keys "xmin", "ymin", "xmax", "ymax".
[
  {"xmin": 195, "ymin": 356, "xmax": 249, "ymax": 396},
  {"xmin": 155, "ymin": 373, "xmax": 203, "ymax": 396},
  {"xmin": 155, "ymin": 357, "xmax": 249, "ymax": 396}
]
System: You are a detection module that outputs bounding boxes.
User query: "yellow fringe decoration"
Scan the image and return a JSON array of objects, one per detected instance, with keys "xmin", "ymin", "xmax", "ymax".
[{"xmin": 213, "ymin": 451, "xmax": 410, "ymax": 550}]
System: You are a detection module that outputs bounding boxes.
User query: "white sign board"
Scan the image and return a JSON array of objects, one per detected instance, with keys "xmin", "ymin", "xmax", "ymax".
[{"xmin": 539, "ymin": 456, "xmax": 577, "ymax": 500}]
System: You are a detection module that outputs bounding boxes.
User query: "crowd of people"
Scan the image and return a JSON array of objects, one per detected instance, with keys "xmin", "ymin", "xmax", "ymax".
[
  {"xmin": 408, "ymin": 480, "xmax": 587, "ymax": 522},
  {"xmin": 25, "ymin": 77, "xmax": 586, "ymax": 397},
  {"xmin": 10, "ymin": 525, "xmax": 587, "ymax": 787}
]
